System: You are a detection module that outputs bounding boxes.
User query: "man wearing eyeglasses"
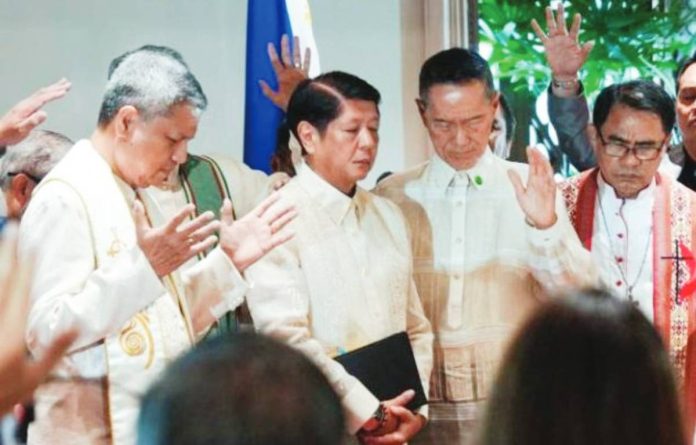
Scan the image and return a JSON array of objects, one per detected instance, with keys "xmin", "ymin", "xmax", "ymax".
[
  {"xmin": 555, "ymin": 79, "xmax": 696, "ymax": 432},
  {"xmin": 536, "ymin": 4, "xmax": 696, "ymax": 188},
  {"xmin": 0, "ymin": 130, "xmax": 72, "ymax": 220}
]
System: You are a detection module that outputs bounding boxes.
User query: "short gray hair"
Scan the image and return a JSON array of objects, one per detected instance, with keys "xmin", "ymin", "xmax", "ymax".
[
  {"xmin": 0, "ymin": 130, "xmax": 73, "ymax": 190},
  {"xmin": 97, "ymin": 45, "xmax": 207, "ymax": 126}
]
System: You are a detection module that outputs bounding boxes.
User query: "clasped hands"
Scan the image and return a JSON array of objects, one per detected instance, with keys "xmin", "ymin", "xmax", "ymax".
[
  {"xmin": 358, "ymin": 389, "xmax": 427, "ymax": 445},
  {"xmin": 135, "ymin": 192, "xmax": 296, "ymax": 277}
]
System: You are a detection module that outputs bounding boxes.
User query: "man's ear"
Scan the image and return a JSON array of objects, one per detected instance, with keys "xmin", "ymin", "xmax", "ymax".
[
  {"xmin": 9, "ymin": 174, "xmax": 33, "ymax": 211},
  {"xmin": 415, "ymin": 98, "xmax": 427, "ymax": 126},
  {"xmin": 113, "ymin": 105, "xmax": 139, "ymax": 142},
  {"xmin": 490, "ymin": 92, "xmax": 500, "ymax": 110},
  {"xmin": 588, "ymin": 124, "xmax": 599, "ymax": 157},
  {"xmin": 296, "ymin": 121, "xmax": 319, "ymax": 156}
]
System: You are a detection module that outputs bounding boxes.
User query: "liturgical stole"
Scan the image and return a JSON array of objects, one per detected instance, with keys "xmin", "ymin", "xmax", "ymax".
[
  {"xmin": 179, "ymin": 154, "xmax": 240, "ymax": 337},
  {"xmin": 561, "ymin": 168, "xmax": 696, "ymax": 432}
]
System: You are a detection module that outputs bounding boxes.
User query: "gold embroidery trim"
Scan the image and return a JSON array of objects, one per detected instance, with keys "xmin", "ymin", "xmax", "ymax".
[{"xmin": 118, "ymin": 313, "xmax": 155, "ymax": 369}]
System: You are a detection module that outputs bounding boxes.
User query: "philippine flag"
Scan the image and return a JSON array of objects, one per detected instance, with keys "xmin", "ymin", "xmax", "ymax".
[{"xmin": 244, "ymin": 0, "xmax": 321, "ymax": 173}]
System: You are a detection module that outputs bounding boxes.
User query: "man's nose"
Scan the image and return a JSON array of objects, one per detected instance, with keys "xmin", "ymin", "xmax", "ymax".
[
  {"xmin": 358, "ymin": 128, "xmax": 378, "ymax": 150},
  {"xmin": 620, "ymin": 148, "xmax": 642, "ymax": 167},
  {"xmin": 172, "ymin": 141, "xmax": 188, "ymax": 164},
  {"xmin": 455, "ymin": 125, "xmax": 470, "ymax": 146}
]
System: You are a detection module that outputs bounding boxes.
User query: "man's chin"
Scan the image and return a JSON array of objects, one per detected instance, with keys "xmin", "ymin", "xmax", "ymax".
[{"xmin": 613, "ymin": 181, "xmax": 648, "ymax": 200}]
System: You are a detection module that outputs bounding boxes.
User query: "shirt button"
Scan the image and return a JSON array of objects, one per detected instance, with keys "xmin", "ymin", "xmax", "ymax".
[
  {"xmin": 617, "ymin": 233, "xmax": 624, "ymax": 239},
  {"xmin": 453, "ymin": 274, "xmax": 461, "ymax": 280},
  {"xmin": 456, "ymin": 200, "xmax": 464, "ymax": 207},
  {"xmin": 616, "ymin": 257, "xmax": 623, "ymax": 263},
  {"xmin": 455, "ymin": 237, "xmax": 462, "ymax": 244},
  {"xmin": 616, "ymin": 280, "xmax": 622, "ymax": 287}
]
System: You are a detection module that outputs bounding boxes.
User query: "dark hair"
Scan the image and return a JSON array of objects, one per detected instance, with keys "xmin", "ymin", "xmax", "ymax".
[
  {"xmin": 593, "ymin": 80, "xmax": 675, "ymax": 135},
  {"xmin": 270, "ymin": 121, "xmax": 297, "ymax": 176},
  {"xmin": 499, "ymin": 93, "xmax": 516, "ymax": 144},
  {"xmin": 418, "ymin": 47, "xmax": 495, "ymax": 104},
  {"xmin": 477, "ymin": 289, "xmax": 686, "ymax": 445},
  {"xmin": 676, "ymin": 50, "xmax": 696, "ymax": 95},
  {"xmin": 137, "ymin": 333, "xmax": 344, "ymax": 445},
  {"xmin": 286, "ymin": 70, "xmax": 381, "ymax": 142},
  {"xmin": 97, "ymin": 45, "xmax": 207, "ymax": 127}
]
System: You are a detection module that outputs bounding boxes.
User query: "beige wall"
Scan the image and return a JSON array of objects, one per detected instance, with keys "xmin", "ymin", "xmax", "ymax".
[{"xmin": 0, "ymin": 1, "xmax": 445, "ymax": 185}]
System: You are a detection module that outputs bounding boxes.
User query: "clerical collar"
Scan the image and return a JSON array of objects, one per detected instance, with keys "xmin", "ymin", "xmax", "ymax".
[
  {"xmin": 429, "ymin": 149, "xmax": 490, "ymax": 191},
  {"xmin": 597, "ymin": 172, "xmax": 656, "ymax": 204},
  {"xmin": 296, "ymin": 163, "xmax": 362, "ymax": 225}
]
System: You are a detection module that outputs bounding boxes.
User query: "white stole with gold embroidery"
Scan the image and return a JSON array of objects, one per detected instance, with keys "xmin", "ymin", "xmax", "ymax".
[{"xmin": 44, "ymin": 140, "xmax": 193, "ymax": 445}]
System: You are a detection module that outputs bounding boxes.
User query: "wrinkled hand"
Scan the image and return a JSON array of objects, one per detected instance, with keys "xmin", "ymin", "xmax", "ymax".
[
  {"xmin": 0, "ymin": 79, "xmax": 71, "ymax": 146},
  {"xmin": 219, "ymin": 193, "xmax": 296, "ymax": 272},
  {"xmin": 0, "ymin": 225, "xmax": 77, "ymax": 415},
  {"xmin": 134, "ymin": 201, "xmax": 220, "ymax": 277},
  {"xmin": 531, "ymin": 4, "xmax": 594, "ymax": 80},
  {"xmin": 259, "ymin": 34, "xmax": 310, "ymax": 111},
  {"xmin": 508, "ymin": 147, "xmax": 558, "ymax": 230},
  {"xmin": 360, "ymin": 390, "xmax": 425, "ymax": 445}
]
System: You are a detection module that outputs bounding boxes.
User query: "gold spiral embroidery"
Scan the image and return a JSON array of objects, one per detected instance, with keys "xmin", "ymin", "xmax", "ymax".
[
  {"xmin": 123, "ymin": 331, "xmax": 145, "ymax": 356},
  {"xmin": 119, "ymin": 313, "xmax": 155, "ymax": 369}
]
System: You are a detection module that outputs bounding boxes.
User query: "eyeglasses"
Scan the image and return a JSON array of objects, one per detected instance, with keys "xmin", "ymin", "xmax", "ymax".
[
  {"xmin": 8, "ymin": 171, "xmax": 43, "ymax": 183},
  {"xmin": 597, "ymin": 131, "xmax": 667, "ymax": 161}
]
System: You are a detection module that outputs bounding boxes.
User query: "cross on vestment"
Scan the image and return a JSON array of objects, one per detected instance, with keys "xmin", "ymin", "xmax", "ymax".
[{"xmin": 660, "ymin": 240, "xmax": 696, "ymax": 304}]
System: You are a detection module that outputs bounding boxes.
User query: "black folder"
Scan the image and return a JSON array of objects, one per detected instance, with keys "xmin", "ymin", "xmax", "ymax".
[{"xmin": 334, "ymin": 331, "xmax": 428, "ymax": 411}]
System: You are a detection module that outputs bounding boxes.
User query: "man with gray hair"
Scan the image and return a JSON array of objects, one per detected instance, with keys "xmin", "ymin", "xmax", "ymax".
[
  {"xmin": 19, "ymin": 45, "xmax": 295, "ymax": 445},
  {"xmin": 0, "ymin": 130, "xmax": 72, "ymax": 220}
]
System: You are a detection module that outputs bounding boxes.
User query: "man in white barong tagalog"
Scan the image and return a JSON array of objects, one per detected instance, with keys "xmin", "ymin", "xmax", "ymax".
[
  {"xmin": 373, "ymin": 47, "xmax": 599, "ymax": 444},
  {"xmin": 245, "ymin": 71, "xmax": 434, "ymax": 445},
  {"xmin": 18, "ymin": 45, "xmax": 295, "ymax": 445}
]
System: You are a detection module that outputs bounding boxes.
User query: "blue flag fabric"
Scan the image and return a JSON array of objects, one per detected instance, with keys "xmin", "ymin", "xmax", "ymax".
[{"xmin": 244, "ymin": 0, "xmax": 294, "ymax": 173}]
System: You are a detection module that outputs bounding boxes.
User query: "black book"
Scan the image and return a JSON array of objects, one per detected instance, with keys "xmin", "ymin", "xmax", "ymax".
[{"xmin": 334, "ymin": 331, "xmax": 428, "ymax": 411}]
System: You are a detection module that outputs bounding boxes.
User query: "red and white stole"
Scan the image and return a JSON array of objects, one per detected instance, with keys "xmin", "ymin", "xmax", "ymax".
[{"xmin": 561, "ymin": 168, "xmax": 696, "ymax": 431}]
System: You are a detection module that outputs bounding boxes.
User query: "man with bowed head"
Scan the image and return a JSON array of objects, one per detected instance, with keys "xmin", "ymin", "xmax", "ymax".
[
  {"xmin": 557, "ymin": 80, "xmax": 696, "ymax": 433},
  {"xmin": 19, "ymin": 45, "xmax": 295, "ymax": 445},
  {"xmin": 374, "ymin": 48, "xmax": 598, "ymax": 443},
  {"xmin": 246, "ymin": 71, "xmax": 433, "ymax": 445}
]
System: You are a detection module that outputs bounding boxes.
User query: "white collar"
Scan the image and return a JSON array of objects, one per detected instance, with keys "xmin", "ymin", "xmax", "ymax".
[
  {"xmin": 427, "ymin": 149, "xmax": 492, "ymax": 192},
  {"xmin": 296, "ymin": 163, "xmax": 363, "ymax": 226},
  {"xmin": 597, "ymin": 173, "xmax": 656, "ymax": 208}
]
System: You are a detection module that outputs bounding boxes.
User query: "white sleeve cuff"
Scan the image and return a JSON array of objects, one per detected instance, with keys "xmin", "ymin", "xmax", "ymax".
[
  {"xmin": 527, "ymin": 215, "xmax": 564, "ymax": 248},
  {"xmin": 203, "ymin": 247, "xmax": 249, "ymax": 318},
  {"xmin": 342, "ymin": 378, "xmax": 380, "ymax": 434}
]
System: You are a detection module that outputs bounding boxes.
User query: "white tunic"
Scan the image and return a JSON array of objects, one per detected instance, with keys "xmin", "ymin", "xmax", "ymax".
[
  {"xmin": 374, "ymin": 149, "xmax": 599, "ymax": 405},
  {"xmin": 593, "ymin": 174, "xmax": 655, "ymax": 321}
]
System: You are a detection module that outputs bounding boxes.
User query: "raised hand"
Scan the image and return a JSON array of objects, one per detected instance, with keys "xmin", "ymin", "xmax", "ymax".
[
  {"xmin": 531, "ymin": 4, "xmax": 594, "ymax": 81},
  {"xmin": 508, "ymin": 147, "xmax": 558, "ymax": 230},
  {"xmin": 134, "ymin": 201, "xmax": 220, "ymax": 277},
  {"xmin": 259, "ymin": 34, "xmax": 311, "ymax": 111},
  {"xmin": 219, "ymin": 193, "xmax": 296, "ymax": 272},
  {"xmin": 0, "ymin": 225, "xmax": 77, "ymax": 415},
  {"xmin": 0, "ymin": 78, "xmax": 72, "ymax": 146}
]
